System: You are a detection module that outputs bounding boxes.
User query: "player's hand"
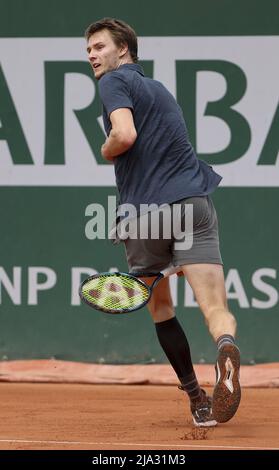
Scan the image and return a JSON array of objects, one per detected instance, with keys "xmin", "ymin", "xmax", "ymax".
[{"xmin": 101, "ymin": 144, "xmax": 115, "ymax": 162}]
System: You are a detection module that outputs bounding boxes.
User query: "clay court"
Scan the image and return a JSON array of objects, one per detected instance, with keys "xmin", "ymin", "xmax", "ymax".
[{"xmin": 1, "ymin": 362, "xmax": 279, "ymax": 450}]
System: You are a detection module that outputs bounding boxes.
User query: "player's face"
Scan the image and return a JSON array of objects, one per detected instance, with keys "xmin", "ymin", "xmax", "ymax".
[{"xmin": 87, "ymin": 29, "xmax": 125, "ymax": 80}]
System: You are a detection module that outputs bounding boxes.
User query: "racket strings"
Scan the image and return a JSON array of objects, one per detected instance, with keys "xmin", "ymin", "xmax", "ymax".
[{"xmin": 81, "ymin": 274, "xmax": 150, "ymax": 312}]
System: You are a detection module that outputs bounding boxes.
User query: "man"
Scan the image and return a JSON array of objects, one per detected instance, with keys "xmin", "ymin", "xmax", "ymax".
[{"xmin": 85, "ymin": 18, "xmax": 241, "ymax": 427}]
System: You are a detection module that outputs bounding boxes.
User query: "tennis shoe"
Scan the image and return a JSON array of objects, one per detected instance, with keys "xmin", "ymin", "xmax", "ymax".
[
  {"xmin": 212, "ymin": 343, "xmax": 241, "ymax": 423},
  {"xmin": 190, "ymin": 390, "xmax": 217, "ymax": 427}
]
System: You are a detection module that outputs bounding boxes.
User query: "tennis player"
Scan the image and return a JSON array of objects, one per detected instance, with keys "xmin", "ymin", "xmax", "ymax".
[{"xmin": 85, "ymin": 18, "xmax": 241, "ymax": 427}]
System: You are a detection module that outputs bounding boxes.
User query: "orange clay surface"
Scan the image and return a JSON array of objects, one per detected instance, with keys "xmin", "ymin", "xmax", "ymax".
[{"xmin": 0, "ymin": 383, "xmax": 278, "ymax": 450}]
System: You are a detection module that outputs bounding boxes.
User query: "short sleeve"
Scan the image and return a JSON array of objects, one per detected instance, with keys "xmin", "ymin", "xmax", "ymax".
[{"xmin": 98, "ymin": 72, "xmax": 134, "ymax": 117}]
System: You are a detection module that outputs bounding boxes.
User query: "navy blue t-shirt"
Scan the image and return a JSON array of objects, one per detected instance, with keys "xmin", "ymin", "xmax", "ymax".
[{"xmin": 98, "ymin": 64, "xmax": 222, "ymax": 214}]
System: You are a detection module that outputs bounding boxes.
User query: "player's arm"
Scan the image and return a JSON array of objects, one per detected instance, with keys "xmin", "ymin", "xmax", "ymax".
[{"xmin": 101, "ymin": 108, "xmax": 137, "ymax": 161}]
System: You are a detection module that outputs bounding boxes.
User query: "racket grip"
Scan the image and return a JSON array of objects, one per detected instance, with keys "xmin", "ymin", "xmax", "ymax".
[{"xmin": 161, "ymin": 266, "xmax": 182, "ymax": 278}]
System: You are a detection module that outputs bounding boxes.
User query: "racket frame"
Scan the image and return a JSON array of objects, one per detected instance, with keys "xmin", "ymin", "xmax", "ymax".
[
  {"xmin": 79, "ymin": 271, "xmax": 162, "ymax": 314},
  {"xmin": 79, "ymin": 266, "xmax": 181, "ymax": 314}
]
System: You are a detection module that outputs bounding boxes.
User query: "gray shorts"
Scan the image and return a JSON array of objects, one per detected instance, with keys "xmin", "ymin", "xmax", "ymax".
[{"xmin": 123, "ymin": 196, "xmax": 223, "ymax": 273}]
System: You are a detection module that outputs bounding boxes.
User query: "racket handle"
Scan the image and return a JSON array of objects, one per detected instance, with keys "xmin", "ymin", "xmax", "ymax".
[
  {"xmin": 151, "ymin": 265, "xmax": 182, "ymax": 290},
  {"xmin": 161, "ymin": 265, "xmax": 182, "ymax": 278}
]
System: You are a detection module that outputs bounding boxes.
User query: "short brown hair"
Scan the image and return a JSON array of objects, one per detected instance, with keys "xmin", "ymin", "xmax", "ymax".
[{"xmin": 85, "ymin": 18, "xmax": 138, "ymax": 63}]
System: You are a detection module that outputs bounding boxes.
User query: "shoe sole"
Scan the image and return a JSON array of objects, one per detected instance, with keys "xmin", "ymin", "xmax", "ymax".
[
  {"xmin": 212, "ymin": 344, "xmax": 241, "ymax": 423},
  {"xmin": 192, "ymin": 417, "xmax": 217, "ymax": 427}
]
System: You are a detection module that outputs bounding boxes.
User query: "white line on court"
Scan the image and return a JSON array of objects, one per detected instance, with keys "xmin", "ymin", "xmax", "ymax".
[{"xmin": 0, "ymin": 439, "xmax": 278, "ymax": 450}]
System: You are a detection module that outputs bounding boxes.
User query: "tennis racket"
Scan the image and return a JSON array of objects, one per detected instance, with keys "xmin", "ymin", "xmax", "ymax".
[{"xmin": 79, "ymin": 266, "xmax": 182, "ymax": 314}]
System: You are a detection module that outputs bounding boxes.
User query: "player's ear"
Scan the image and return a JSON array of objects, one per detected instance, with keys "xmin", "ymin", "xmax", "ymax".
[{"xmin": 119, "ymin": 42, "xmax": 128, "ymax": 58}]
